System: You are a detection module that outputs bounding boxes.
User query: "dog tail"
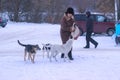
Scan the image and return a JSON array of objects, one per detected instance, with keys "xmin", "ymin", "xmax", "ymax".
[{"xmin": 17, "ymin": 40, "xmax": 26, "ymax": 47}]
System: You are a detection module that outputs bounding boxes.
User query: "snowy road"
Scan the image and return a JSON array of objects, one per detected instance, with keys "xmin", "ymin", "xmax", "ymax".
[{"xmin": 0, "ymin": 22, "xmax": 120, "ymax": 80}]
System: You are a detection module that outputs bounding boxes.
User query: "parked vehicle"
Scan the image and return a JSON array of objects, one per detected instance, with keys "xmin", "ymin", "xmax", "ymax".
[
  {"xmin": 74, "ymin": 13, "xmax": 115, "ymax": 36},
  {"xmin": 0, "ymin": 17, "xmax": 8, "ymax": 28}
]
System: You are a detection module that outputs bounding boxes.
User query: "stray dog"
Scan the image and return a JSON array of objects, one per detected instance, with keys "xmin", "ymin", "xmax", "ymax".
[
  {"xmin": 17, "ymin": 40, "xmax": 41, "ymax": 63},
  {"xmin": 42, "ymin": 43, "xmax": 52, "ymax": 58},
  {"xmin": 49, "ymin": 38, "xmax": 74, "ymax": 62}
]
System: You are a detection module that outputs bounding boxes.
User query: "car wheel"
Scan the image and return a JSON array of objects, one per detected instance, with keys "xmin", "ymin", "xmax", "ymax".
[
  {"xmin": 1, "ymin": 25, "xmax": 6, "ymax": 28},
  {"xmin": 107, "ymin": 28, "xmax": 115, "ymax": 36}
]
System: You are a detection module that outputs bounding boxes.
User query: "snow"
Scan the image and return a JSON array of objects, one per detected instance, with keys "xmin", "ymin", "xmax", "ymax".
[{"xmin": 0, "ymin": 22, "xmax": 120, "ymax": 80}]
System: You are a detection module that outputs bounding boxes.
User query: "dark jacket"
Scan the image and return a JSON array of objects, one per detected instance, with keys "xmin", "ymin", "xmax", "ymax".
[
  {"xmin": 86, "ymin": 16, "xmax": 93, "ymax": 33},
  {"xmin": 60, "ymin": 15, "xmax": 74, "ymax": 44}
]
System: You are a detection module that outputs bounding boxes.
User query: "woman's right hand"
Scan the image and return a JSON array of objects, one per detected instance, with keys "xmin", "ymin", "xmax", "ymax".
[{"xmin": 70, "ymin": 27, "xmax": 75, "ymax": 32}]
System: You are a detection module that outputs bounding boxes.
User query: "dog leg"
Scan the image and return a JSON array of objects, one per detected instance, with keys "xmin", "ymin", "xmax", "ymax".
[
  {"xmin": 47, "ymin": 51, "xmax": 49, "ymax": 58},
  {"xmin": 54, "ymin": 52, "xmax": 58, "ymax": 62},
  {"xmin": 32, "ymin": 54, "xmax": 35, "ymax": 63},
  {"xmin": 30, "ymin": 54, "xmax": 35, "ymax": 63},
  {"xmin": 63, "ymin": 55, "xmax": 66, "ymax": 62},
  {"xmin": 49, "ymin": 54, "xmax": 52, "ymax": 62},
  {"xmin": 24, "ymin": 50, "xmax": 27, "ymax": 61},
  {"xmin": 29, "ymin": 53, "xmax": 33, "ymax": 63},
  {"xmin": 28, "ymin": 53, "xmax": 31, "ymax": 60},
  {"xmin": 43, "ymin": 51, "xmax": 45, "ymax": 58},
  {"xmin": 63, "ymin": 53, "xmax": 67, "ymax": 62},
  {"xmin": 66, "ymin": 53, "xmax": 71, "ymax": 62},
  {"xmin": 49, "ymin": 51, "xmax": 54, "ymax": 62},
  {"xmin": 64, "ymin": 53, "xmax": 71, "ymax": 62}
]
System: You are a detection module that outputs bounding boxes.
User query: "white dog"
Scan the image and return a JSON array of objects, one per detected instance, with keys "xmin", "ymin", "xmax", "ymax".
[
  {"xmin": 42, "ymin": 43, "xmax": 52, "ymax": 58},
  {"xmin": 49, "ymin": 38, "xmax": 74, "ymax": 62},
  {"xmin": 71, "ymin": 23, "xmax": 80, "ymax": 40}
]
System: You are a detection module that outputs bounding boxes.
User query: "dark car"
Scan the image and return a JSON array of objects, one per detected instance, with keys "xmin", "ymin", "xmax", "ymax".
[
  {"xmin": 0, "ymin": 17, "xmax": 8, "ymax": 28},
  {"xmin": 74, "ymin": 14, "xmax": 115, "ymax": 36}
]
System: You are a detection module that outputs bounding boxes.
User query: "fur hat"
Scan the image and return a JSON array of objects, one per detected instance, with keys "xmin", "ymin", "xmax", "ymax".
[{"xmin": 65, "ymin": 7, "xmax": 74, "ymax": 15}]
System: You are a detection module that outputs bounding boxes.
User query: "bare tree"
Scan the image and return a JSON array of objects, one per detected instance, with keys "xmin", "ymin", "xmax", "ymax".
[
  {"xmin": 6, "ymin": 0, "xmax": 22, "ymax": 22},
  {"xmin": 96, "ymin": 0, "xmax": 114, "ymax": 13},
  {"xmin": 0, "ymin": 0, "xmax": 2, "ymax": 12},
  {"xmin": 0, "ymin": 0, "xmax": 116, "ymax": 23}
]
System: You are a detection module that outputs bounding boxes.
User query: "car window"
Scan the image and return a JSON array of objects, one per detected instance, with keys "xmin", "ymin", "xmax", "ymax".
[
  {"xmin": 74, "ymin": 14, "xmax": 86, "ymax": 21},
  {"xmin": 96, "ymin": 15, "xmax": 106, "ymax": 22},
  {"xmin": 91, "ymin": 15, "xmax": 95, "ymax": 21}
]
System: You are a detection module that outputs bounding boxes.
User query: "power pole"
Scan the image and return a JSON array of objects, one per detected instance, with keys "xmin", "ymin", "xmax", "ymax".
[
  {"xmin": 114, "ymin": 0, "xmax": 118, "ymax": 21},
  {"xmin": 0, "ymin": 0, "xmax": 1, "ymax": 12}
]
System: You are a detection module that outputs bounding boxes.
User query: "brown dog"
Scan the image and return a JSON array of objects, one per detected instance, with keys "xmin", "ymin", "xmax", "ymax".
[{"xmin": 17, "ymin": 40, "xmax": 41, "ymax": 63}]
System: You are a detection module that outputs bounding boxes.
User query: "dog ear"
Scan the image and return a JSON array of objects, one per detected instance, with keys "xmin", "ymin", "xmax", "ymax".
[
  {"xmin": 69, "ymin": 38, "xmax": 74, "ymax": 42},
  {"xmin": 42, "ymin": 43, "xmax": 45, "ymax": 46},
  {"xmin": 36, "ymin": 44, "xmax": 41, "ymax": 50}
]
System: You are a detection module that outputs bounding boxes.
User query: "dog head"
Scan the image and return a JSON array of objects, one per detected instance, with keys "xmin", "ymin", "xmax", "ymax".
[
  {"xmin": 64, "ymin": 38, "xmax": 74, "ymax": 48},
  {"xmin": 42, "ymin": 43, "xmax": 52, "ymax": 51},
  {"xmin": 33, "ymin": 44, "xmax": 41, "ymax": 51},
  {"xmin": 67, "ymin": 39, "xmax": 74, "ymax": 44}
]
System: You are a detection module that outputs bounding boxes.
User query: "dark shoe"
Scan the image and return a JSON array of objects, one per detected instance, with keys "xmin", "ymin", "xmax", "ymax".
[
  {"xmin": 95, "ymin": 43, "xmax": 98, "ymax": 48},
  {"xmin": 83, "ymin": 46, "xmax": 89, "ymax": 48},
  {"xmin": 69, "ymin": 58, "xmax": 74, "ymax": 60},
  {"xmin": 61, "ymin": 54, "xmax": 64, "ymax": 58},
  {"xmin": 68, "ymin": 49, "xmax": 73, "ymax": 60}
]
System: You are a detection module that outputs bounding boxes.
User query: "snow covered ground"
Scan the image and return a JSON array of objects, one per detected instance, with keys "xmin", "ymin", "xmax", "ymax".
[{"xmin": 0, "ymin": 22, "xmax": 120, "ymax": 80}]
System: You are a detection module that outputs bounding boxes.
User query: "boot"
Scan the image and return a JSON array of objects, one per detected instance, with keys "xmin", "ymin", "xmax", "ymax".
[
  {"xmin": 95, "ymin": 43, "xmax": 98, "ymax": 48},
  {"xmin": 83, "ymin": 46, "xmax": 89, "ymax": 48},
  {"xmin": 61, "ymin": 53, "xmax": 64, "ymax": 58},
  {"xmin": 68, "ymin": 50, "xmax": 74, "ymax": 60}
]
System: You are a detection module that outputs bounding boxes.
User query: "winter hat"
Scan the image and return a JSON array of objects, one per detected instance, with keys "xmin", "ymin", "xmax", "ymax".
[
  {"xmin": 65, "ymin": 7, "xmax": 74, "ymax": 15},
  {"xmin": 86, "ymin": 11, "xmax": 91, "ymax": 17},
  {"xmin": 116, "ymin": 20, "xmax": 120, "ymax": 24}
]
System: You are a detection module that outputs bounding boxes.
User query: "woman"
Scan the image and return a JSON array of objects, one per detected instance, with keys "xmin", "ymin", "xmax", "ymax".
[{"xmin": 60, "ymin": 7, "xmax": 75, "ymax": 60}]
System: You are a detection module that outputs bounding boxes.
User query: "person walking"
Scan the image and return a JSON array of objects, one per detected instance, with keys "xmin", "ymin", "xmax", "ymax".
[
  {"xmin": 60, "ymin": 7, "xmax": 75, "ymax": 60},
  {"xmin": 114, "ymin": 21, "xmax": 120, "ymax": 46},
  {"xmin": 84, "ymin": 11, "xmax": 98, "ymax": 48}
]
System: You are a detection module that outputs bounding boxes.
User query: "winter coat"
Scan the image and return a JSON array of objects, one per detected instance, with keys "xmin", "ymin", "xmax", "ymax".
[
  {"xmin": 115, "ymin": 23, "xmax": 120, "ymax": 36},
  {"xmin": 0, "ymin": 18, "xmax": 2, "ymax": 22},
  {"xmin": 60, "ymin": 15, "xmax": 74, "ymax": 44},
  {"xmin": 86, "ymin": 16, "xmax": 93, "ymax": 33}
]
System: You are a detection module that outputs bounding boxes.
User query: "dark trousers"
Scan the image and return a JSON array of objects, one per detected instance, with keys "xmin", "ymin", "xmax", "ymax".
[
  {"xmin": 61, "ymin": 48, "xmax": 73, "ymax": 59},
  {"xmin": 86, "ymin": 32, "xmax": 98, "ymax": 47},
  {"xmin": 115, "ymin": 36, "xmax": 120, "ymax": 45}
]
